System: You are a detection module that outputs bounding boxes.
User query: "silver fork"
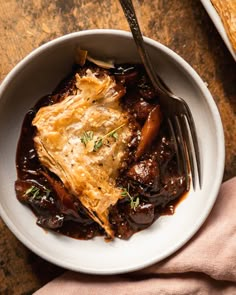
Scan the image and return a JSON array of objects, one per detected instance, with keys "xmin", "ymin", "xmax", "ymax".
[{"xmin": 119, "ymin": 0, "xmax": 201, "ymax": 190}]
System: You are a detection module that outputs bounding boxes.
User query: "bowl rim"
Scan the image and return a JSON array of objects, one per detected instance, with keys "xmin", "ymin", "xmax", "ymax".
[{"xmin": 0, "ymin": 29, "xmax": 225, "ymax": 274}]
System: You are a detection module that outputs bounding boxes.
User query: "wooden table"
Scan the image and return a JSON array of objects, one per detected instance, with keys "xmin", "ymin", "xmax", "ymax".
[{"xmin": 0, "ymin": 0, "xmax": 235, "ymax": 293}]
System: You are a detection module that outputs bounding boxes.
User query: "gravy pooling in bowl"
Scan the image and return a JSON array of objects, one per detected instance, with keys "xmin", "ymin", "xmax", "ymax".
[{"xmin": 15, "ymin": 58, "xmax": 188, "ymax": 241}]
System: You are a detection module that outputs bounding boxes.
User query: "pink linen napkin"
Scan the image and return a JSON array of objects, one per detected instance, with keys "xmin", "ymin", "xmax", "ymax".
[{"xmin": 34, "ymin": 177, "xmax": 236, "ymax": 295}]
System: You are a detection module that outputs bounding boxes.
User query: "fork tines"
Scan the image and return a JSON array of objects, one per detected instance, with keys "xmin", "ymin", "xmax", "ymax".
[{"xmin": 167, "ymin": 111, "xmax": 201, "ymax": 191}]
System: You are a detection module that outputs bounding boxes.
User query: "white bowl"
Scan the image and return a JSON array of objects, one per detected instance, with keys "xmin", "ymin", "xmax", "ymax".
[{"xmin": 0, "ymin": 29, "xmax": 225, "ymax": 274}]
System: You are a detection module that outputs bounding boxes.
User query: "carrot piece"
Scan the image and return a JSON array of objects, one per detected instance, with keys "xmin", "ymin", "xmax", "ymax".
[{"xmin": 136, "ymin": 105, "xmax": 162, "ymax": 159}]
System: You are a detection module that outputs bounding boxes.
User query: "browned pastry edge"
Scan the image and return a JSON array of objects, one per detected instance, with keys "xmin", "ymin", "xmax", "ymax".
[{"xmin": 211, "ymin": 0, "xmax": 236, "ymax": 52}]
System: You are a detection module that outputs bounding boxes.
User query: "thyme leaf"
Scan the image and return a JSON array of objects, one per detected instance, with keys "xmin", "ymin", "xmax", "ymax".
[
  {"xmin": 109, "ymin": 131, "xmax": 118, "ymax": 141},
  {"xmin": 105, "ymin": 123, "xmax": 125, "ymax": 139},
  {"xmin": 24, "ymin": 186, "xmax": 41, "ymax": 200},
  {"xmin": 131, "ymin": 197, "xmax": 140, "ymax": 210},
  {"xmin": 80, "ymin": 131, "xmax": 94, "ymax": 146},
  {"xmin": 93, "ymin": 137, "xmax": 103, "ymax": 151},
  {"xmin": 80, "ymin": 124, "xmax": 125, "ymax": 152},
  {"xmin": 93, "ymin": 123, "xmax": 125, "ymax": 152},
  {"xmin": 121, "ymin": 185, "xmax": 140, "ymax": 210},
  {"xmin": 24, "ymin": 186, "xmax": 51, "ymax": 201}
]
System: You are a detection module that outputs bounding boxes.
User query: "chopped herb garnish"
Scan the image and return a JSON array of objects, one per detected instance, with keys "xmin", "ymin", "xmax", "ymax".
[
  {"xmin": 80, "ymin": 131, "xmax": 94, "ymax": 146},
  {"xmin": 106, "ymin": 124, "xmax": 125, "ymax": 138},
  {"xmin": 121, "ymin": 185, "xmax": 140, "ymax": 210},
  {"xmin": 93, "ymin": 137, "xmax": 103, "ymax": 151},
  {"xmin": 131, "ymin": 197, "xmax": 140, "ymax": 210},
  {"xmin": 80, "ymin": 124, "xmax": 125, "ymax": 152},
  {"xmin": 24, "ymin": 186, "xmax": 41, "ymax": 200},
  {"xmin": 93, "ymin": 123, "xmax": 125, "ymax": 152},
  {"xmin": 109, "ymin": 131, "xmax": 118, "ymax": 141},
  {"xmin": 24, "ymin": 185, "xmax": 51, "ymax": 201}
]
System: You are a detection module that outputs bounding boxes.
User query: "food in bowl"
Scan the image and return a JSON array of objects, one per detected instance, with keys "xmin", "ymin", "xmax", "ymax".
[
  {"xmin": 0, "ymin": 30, "xmax": 224, "ymax": 273},
  {"xmin": 15, "ymin": 50, "xmax": 188, "ymax": 241}
]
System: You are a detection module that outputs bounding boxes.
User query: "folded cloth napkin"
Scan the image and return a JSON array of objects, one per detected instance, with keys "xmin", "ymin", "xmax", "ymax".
[{"xmin": 34, "ymin": 177, "xmax": 236, "ymax": 295}]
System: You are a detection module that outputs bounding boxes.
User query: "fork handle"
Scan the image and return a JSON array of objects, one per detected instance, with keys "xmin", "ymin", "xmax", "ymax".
[{"xmin": 119, "ymin": 0, "xmax": 170, "ymax": 96}]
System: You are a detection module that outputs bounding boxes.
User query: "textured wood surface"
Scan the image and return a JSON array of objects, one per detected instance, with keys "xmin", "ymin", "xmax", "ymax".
[{"xmin": 0, "ymin": 0, "xmax": 235, "ymax": 294}]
